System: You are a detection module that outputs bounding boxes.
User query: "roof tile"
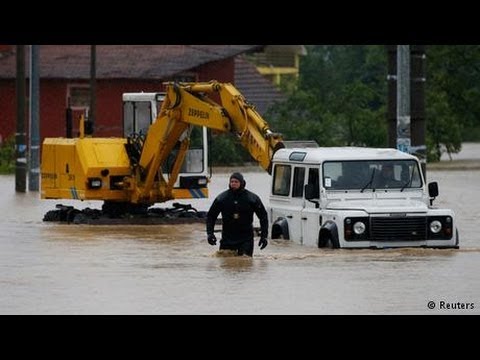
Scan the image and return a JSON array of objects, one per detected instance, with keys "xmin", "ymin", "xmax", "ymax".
[
  {"xmin": 0, "ymin": 45, "xmax": 262, "ymax": 79},
  {"xmin": 234, "ymin": 55, "xmax": 287, "ymax": 115}
]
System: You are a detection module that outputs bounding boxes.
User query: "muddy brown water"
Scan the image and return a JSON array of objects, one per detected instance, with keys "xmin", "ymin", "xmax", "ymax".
[{"xmin": 1, "ymin": 163, "xmax": 479, "ymax": 314}]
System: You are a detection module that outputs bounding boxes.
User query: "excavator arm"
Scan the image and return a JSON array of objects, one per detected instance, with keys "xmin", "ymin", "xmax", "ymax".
[{"xmin": 130, "ymin": 80, "xmax": 284, "ymax": 205}]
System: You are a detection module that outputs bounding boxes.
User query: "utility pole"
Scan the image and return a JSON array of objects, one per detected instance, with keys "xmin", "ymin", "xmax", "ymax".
[
  {"xmin": 88, "ymin": 45, "xmax": 96, "ymax": 135},
  {"xmin": 396, "ymin": 45, "xmax": 411, "ymax": 153},
  {"xmin": 29, "ymin": 45, "xmax": 40, "ymax": 191},
  {"xmin": 15, "ymin": 45, "xmax": 27, "ymax": 193},
  {"xmin": 387, "ymin": 45, "xmax": 427, "ymax": 177},
  {"xmin": 410, "ymin": 45, "xmax": 427, "ymax": 177}
]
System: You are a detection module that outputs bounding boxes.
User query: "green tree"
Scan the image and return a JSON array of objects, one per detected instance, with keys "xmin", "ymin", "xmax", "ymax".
[
  {"xmin": 426, "ymin": 45, "xmax": 480, "ymax": 160},
  {"xmin": 212, "ymin": 45, "xmax": 480, "ymax": 166},
  {"xmin": 267, "ymin": 45, "xmax": 388, "ymax": 148},
  {"xmin": 209, "ymin": 132, "xmax": 250, "ymax": 166},
  {"xmin": 426, "ymin": 87, "xmax": 462, "ymax": 161},
  {"xmin": 0, "ymin": 136, "xmax": 15, "ymax": 174}
]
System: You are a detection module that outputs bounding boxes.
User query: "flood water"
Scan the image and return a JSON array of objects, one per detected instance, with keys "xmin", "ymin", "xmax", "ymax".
[{"xmin": 1, "ymin": 165, "xmax": 479, "ymax": 314}]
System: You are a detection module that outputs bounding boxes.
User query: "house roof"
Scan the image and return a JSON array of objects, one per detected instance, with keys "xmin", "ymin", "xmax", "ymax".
[
  {"xmin": 0, "ymin": 45, "xmax": 262, "ymax": 79},
  {"xmin": 234, "ymin": 55, "xmax": 287, "ymax": 115}
]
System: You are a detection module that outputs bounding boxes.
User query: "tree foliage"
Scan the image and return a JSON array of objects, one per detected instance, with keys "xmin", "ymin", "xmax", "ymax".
[
  {"xmin": 266, "ymin": 45, "xmax": 388, "ymax": 149},
  {"xmin": 213, "ymin": 45, "xmax": 480, "ymax": 166},
  {"xmin": 426, "ymin": 45, "xmax": 480, "ymax": 160},
  {"xmin": 0, "ymin": 136, "xmax": 15, "ymax": 174},
  {"xmin": 209, "ymin": 132, "xmax": 250, "ymax": 165}
]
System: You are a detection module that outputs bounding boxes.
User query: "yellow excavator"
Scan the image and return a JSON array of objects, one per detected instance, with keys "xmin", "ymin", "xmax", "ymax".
[{"xmin": 41, "ymin": 80, "xmax": 284, "ymax": 223}]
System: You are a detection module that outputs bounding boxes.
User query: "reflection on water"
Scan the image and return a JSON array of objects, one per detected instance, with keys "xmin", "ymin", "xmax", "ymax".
[
  {"xmin": 216, "ymin": 255, "xmax": 255, "ymax": 272},
  {"xmin": 213, "ymin": 249, "xmax": 242, "ymax": 257},
  {"xmin": 1, "ymin": 171, "xmax": 479, "ymax": 315}
]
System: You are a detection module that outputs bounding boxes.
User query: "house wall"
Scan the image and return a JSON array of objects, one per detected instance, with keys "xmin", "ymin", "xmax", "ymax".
[
  {"xmin": 0, "ymin": 80, "xmax": 164, "ymax": 142},
  {"xmin": 0, "ymin": 45, "xmax": 12, "ymax": 52},
  {"xmin": 0, "ymin": 80, "xmax": 15, "ymax": 143},
  {"xmin": 96, "ymin": 80, "xmax": 163, "ymax": 137},
  {"xmin": 197, "ymin": 58, "xmax": 234, "ymax": 83}
]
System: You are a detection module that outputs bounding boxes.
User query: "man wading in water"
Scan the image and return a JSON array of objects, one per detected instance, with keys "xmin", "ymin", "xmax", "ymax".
[{"xmin": 206, "ymin": 172, "xmax": 268, "ymax": 256}]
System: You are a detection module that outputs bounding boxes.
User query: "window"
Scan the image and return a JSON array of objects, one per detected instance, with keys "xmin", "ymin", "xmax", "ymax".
[
  {"xmin": 272, "ymin": 165, "xmax": 291, "ymax": 196},
  {"xmin": 67, "ymin": 84, "xmax": 90, "ymax": 110},
  {"xmin": 307, "ymin": 167, "xmax": 319, "ymax": 198},
  {"xmin": 289, "ymin": 151, "xmax": 307, "ymax": 162},
  {"xmin": 323, "ymin": 160, "xmax": 422, "ymax": 190},
  {"xmin": 163, "ymin": 127, "xmax": 205, "ymax": 174},
  {"xmin": 292, "ymin": 167, "xmax": 305, "ymax": 198},
  {"xmin": 122, "ymin": 101, "xmax": 152, "ymax": 136}
]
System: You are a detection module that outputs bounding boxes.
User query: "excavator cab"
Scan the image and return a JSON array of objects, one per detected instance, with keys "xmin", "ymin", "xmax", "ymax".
[
  {"xmin": 122, "ymin": 92, "xmax": 209, "ymax": 198},
  {"xmin": 122, "ymin": 92, "xmax": 164, "ymax": 137}
]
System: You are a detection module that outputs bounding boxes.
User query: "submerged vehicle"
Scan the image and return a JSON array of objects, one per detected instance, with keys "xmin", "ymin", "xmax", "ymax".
[
  {"xmin": 269, "ymin": 146, "xmax": 459, "ymax": 249},
  {"xmin": 40, "ymin": 81, "xmax": 284, "ymax": 223}
]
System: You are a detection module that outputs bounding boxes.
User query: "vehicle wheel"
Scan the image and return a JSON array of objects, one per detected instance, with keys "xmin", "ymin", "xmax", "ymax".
[
  {"xmin": 330, "ymin": 236, "xmax": 340, "ymax": 249},
  {"xmin": 271, "ymin": 224, "xmax": 288, "ymax": 240},
  {"xmin": 318, "ymin": 230, "xmax": 340, "ymax": 249},
  {"xmin": 318, "ymin": 235, "xmax": 328, "ymax": 248}
]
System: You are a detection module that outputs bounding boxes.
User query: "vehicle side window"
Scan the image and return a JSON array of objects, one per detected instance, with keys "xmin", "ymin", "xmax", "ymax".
[
  {"xmin": 272, "ymin": 165, "xmax": 291, "ymax": 196},
  {"xmin": 292, "ymin": 167, "xmax": 306, "ymax": 198},
  {"xmin": 307, "ymin": 167, "xmax": 319, "ymax": 198}
]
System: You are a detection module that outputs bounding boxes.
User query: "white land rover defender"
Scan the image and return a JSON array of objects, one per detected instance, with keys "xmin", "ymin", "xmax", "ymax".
[{"xmin": 269, "ymin": 147, "xmax": 459, "ymax": 249}]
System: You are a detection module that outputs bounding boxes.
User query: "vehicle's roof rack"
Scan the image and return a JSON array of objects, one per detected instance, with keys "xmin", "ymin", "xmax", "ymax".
[{"xmin": 283, "ymin": 140, "xmax": 319, "ymax": 148}]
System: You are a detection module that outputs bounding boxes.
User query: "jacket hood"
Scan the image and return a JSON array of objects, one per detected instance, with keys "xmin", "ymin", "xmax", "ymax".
[{"xmin": 229, "ymin": 172, "xmax": 246, "ymax": 189}]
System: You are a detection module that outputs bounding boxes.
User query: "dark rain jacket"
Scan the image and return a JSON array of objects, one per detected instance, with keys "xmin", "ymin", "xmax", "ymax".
[{"xmin": 206, "ymin": 188, "xmax": 268, "ymax": 246}]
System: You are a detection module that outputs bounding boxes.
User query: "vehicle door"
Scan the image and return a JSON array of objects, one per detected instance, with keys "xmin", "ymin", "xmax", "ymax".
[
  {"xmin": 270, "ymin": 164, "xmax": 301, "ymax": 242},
  {"xmin": 301, "ymin": 167, "xmax": 321, "ymax": 247}
]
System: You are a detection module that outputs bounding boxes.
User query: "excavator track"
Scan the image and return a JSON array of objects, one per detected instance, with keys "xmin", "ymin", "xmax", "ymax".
[{"xmin": 43, "ymin": 203, "xmax": 208, "ymax": 225}]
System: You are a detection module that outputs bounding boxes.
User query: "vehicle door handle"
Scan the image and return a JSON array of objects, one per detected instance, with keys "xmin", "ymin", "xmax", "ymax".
[
  {"xmin": 286, "ymin": 215, "xmax": 293, "ymax": 219},
  {"xmin": 301, "ymin": 217, "xmax": 307, "ymax": 220}
]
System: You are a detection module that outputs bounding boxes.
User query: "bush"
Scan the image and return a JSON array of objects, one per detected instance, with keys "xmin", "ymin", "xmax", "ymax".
[{"xmin": 0, "ymin": 136, "xmax": 15, "ymax": 174}]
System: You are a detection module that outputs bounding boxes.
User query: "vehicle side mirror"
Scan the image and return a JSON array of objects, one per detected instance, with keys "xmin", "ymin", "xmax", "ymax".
[
  {"xmin": 428, "ymin": 181, "xmax": 439, "ymax": 206},
  {"xmin": 428, "ymin": 181, "xmax": 439, "ymax": 197}
]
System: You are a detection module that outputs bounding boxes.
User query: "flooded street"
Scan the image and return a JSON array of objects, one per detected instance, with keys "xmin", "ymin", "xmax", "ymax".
[{"xmin": 1, "ymin": 163, "xmax": 479, "ymax": 314}]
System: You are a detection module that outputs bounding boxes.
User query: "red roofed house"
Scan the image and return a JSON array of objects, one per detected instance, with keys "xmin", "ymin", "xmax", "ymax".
[{"xmin": 0, "ymin": 45, "xmax": 302, "ymax": 145}]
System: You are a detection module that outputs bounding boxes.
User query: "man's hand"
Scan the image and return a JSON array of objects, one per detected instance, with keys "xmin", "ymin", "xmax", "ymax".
[
  {"xmin": 207, "ymin": 234, "xmax": 217, "ymax": 246},
  {"xmin": 258, "ymin": 237, "xmax": 268, "ymax": 250}
]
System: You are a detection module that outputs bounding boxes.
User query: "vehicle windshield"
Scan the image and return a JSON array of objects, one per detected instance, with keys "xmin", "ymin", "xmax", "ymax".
[{"xmin": 322, "ymin": 160, "xmax": 422, "ymax": 191}]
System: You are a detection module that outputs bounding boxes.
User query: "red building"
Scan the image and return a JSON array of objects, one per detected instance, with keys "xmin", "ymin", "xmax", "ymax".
[{"xmin": 0, "ymin": 45, "xmax": 269, "ymax": 143}]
